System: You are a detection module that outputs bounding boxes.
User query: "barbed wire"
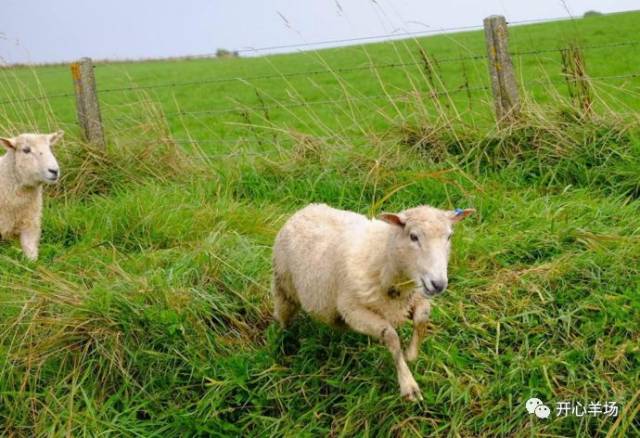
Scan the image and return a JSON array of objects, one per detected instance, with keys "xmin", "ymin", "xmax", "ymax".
[
  {"xmin": 100, "ymin": 81, "xmax": 491, "ymax": 127},
  {"xmin": 0, "ymin": 91, "xmax": 75, "ymax": 106},
  {"xmin": 169, "ymin": 134, "xmax": 360, "ymax": 147},
  {"xmin": 99, "ymin": 70, "xmax": 640, "ymax": 150},
  {"xmin": 93, "ymin": 40, "xmax": 639, "ymax": 96},
  {"xmin": 231, "ymin": 15, "xmax": 629, "ymax": 56},
  {"xmin": 591, "ymin": 72, "xmax": 640, "ymax": 81},
  {"xmin": 0, "ymin": 65, "xmax": 69, "ymax": 80},
  {"xmin": 163, "ymin": 84, "xmax": 491, "ymax": 118},
  {"xmin": 2, "ymin": 57, "xmax": 479, "ymax": 105},
  {"xmin": 93, "ymin": 57, "xmax": 483, "ymax": 95},
  {"xmin": 0, "ymin": 15, "xmax": 577, "ymax": 76},
  {"xmin": 511, "ymin": 40, "xmax": 639, "ymax": 58},
  {"xmin": 0, "ymin": 40, "xmax": 637, "ymax": 107},
  {"xmin": 167, "ymin": 136, "xmax": 349, "ymax": 147},
  {"xmin": 123, "ymin": 72, "xmax": 640, "ymax": 121},
  {"xmin": 527, "ymin": 71, "xmax": 640, "ymax": 85},
  {"xmin": 232, "ymin": 25, "xmax": 484, "ymax": 54},
  {"xmin": 132, "ymin": 133, "xmax": 342, "ymax": 148},
  {"xmin": 112, "ymin": 71, "xmax": 638, "ymax": 123},
  {"xmin": 31, "ymin": 43, "xmax": 638, "ymax": 109},
  {"xmin": 203, "ymin": 16, "xmax": 572, "ymax": 56}
]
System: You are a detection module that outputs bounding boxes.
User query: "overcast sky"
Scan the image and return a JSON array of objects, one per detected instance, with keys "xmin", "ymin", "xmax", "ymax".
[{"xmin": 1, "ymin": 0, "xmax": 638, "ymax": 64}]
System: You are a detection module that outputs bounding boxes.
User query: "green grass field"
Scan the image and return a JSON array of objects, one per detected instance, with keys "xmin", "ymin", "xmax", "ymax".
[{"xmin": 0, "ymin": 10, "xmax": 639, "ymax": 437}]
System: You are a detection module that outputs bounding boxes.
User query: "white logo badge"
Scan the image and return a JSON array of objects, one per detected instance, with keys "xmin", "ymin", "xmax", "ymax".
[{"xmin": 526, "ymin": 397, "xmax": 550, "ymax": 419}]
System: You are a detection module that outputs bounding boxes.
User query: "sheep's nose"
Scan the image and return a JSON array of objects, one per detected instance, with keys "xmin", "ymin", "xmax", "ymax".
[
  {"xmin": 48, "ymin": 168, "xmax": 59, "ymax": 177},
  {"xmin": 432, "ymin": 280, "xmax": 447, "ymax": 293}
]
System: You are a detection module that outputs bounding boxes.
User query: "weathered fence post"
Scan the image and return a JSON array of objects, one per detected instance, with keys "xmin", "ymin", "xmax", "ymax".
[
  {"xmin": 70, "ymin": 57, "xmax": 105, "ymax": 148},
  {"xmin": 483, "ymin": 15, "xmax": 520, "ymax": 123}
]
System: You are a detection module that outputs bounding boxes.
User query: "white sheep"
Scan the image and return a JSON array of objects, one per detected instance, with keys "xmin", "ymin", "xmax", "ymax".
[
  {"xmin": 272, "ymin": 203, "xmax": 474, "ymax": 401},
  {"xmin": 0, "ymin": 131, "xmax": 64, "ymax": 260}
]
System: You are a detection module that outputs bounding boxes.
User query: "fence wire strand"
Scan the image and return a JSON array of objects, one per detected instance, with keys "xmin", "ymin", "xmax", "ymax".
[
  {"xmin": 90, "ymin": 40, "xmax": 640, "ymax": 96},
  {"xmin": 161, "ymin": 84, "xmax": 491, "ymax": 119},
  {"xmin": 0, "ymin": 36, "xmax": 637, "ymax": 106}
]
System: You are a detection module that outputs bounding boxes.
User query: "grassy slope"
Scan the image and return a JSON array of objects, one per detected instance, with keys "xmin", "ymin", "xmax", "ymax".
[{"xmin": 0, "ymin": 11, "xmax": 639, "ymax": 437}]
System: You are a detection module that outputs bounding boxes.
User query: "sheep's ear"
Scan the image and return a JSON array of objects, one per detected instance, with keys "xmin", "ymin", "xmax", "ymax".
[
  {"xmin": 0, "ymin": 137, "xmax": 16, "ymax": 151},
  {"xmin": 449, "ymin": 208, "xmax": 475, "ymax": 223},
  {"xmin": 48, "ymin": 130, "xmax": 64, "ymax": 146},
  {"xmin": 379, "ymin": 212, "xmax": 406, "ymax": 228}
]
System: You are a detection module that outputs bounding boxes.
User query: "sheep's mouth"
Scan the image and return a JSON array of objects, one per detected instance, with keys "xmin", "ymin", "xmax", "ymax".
[{"xmin": 420, "ymin": 278, "xmax": 436, "ymax": 297}]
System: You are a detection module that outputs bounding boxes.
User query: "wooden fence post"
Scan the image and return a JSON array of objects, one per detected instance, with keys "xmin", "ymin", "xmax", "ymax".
[
  {"xmin": 483, "ymin": 15, "xmax": 520, "ymax": 123},
  {"xmin": 70, "ymin": 57, "xmax": 105, "ymax": 148}
]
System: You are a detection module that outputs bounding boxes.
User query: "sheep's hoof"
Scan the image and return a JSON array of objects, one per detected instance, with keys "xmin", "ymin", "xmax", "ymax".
[
  {"xmin": 405, "ymin": 348, "xmax": 418, "ymax": 363},
  {"xmin": 400, "ymin": 383, "xmax": 423, "ymax": 402}
]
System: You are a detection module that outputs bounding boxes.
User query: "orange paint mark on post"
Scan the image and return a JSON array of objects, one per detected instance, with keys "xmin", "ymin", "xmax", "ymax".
[{"xmin": 70, "ymin": 63, "xmax": 81, "ymax": 81}]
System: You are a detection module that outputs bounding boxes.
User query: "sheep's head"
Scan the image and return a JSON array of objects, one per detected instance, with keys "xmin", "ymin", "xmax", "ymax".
[
  {"xmin": 380, "ymin": 205, "xmax": 474, "ymax": 297},
  {"xmin": 0, "ymin": 131, "xmax": 64, "ymax": 187}
]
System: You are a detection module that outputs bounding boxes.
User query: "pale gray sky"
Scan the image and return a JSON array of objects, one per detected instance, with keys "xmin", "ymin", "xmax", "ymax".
[{"xmin": 1, "ymin": 0, "xmax": 638, "ymax": 64}]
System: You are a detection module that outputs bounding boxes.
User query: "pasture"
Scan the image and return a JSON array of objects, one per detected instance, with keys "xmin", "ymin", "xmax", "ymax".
[{"xmin": 0, "ymin": 10, "xmax": 639, "ymax": 436}]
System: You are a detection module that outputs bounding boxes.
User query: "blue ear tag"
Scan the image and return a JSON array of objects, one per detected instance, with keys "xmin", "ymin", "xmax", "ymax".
[{"xmin": 454, "ymin": 208, "xmax": 464, "ymax": 216}]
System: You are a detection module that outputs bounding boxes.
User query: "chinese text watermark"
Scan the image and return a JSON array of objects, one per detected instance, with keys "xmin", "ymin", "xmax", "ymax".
[{"xmin": 525, "ymin": 397, "xmax": 619, "ymax": 420}]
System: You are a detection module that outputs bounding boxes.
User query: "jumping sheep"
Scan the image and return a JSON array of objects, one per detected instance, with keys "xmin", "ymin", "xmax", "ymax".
[
  {"xmin": 272, "ymin": 203, "xmax": 474, "ymax": 401},
  {"xmin": 0, "ymin": 131, "xmax": 64, "ymax": 260}
]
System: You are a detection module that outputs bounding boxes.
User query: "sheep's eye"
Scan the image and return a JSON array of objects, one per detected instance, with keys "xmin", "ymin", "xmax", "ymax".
[
  {"xmin": 410, "ymin": 233, "xmax": 419, "ymax": 242},
  {"xmin": 22, "ymin": 147, "xmax": 31, "ymax": 154}
]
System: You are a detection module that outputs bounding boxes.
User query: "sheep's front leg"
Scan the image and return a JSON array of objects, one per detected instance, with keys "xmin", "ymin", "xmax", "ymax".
[
  {"xmin": 405, "ymin": 296, "xmax": 431, "ymax": 362},
  {"xmin": 341, "ymin": 306, "xmax": 422, "ymax": 401},
  {"xmin": 20, "ymin": 227, "xmax": 40, "ymax": 261}
]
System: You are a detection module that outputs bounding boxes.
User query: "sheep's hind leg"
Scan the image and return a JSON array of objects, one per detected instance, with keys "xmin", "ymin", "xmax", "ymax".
[
  {"xmin": 341, "ymin": 306, "xmax": 422, "ymax": 402},
  {"xmin": 405, "ymin": 296, "xmax": 431, "ymax": 362},
  {"xmin": 272, "ymin": 275, "xmax": 299, "ymax": 329}
]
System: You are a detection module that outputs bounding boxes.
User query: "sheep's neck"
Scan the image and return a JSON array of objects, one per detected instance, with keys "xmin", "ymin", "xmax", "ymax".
[{"xmin": 377, "ymin": 225, "xmax": 406, "ymax": 289}]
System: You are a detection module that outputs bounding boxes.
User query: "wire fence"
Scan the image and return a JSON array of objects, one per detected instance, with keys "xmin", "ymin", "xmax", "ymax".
[
  {"xmin": 1, "ymin": 39, "xmax": 638, "ymax": 109},
  {"xmin": 2, "ymin": 39, "xmax": 638, "ymax": 109},
  {"xmin": 162, "ymin": 84, "xmax": 490, "ymax": 118},
  {"xmin": 119, "ymin": 71, "xmax": 634, "ymax": 127},
  {"xmin": 0, "ymin": 14, "xmax": 639, "ymax": 145}
]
